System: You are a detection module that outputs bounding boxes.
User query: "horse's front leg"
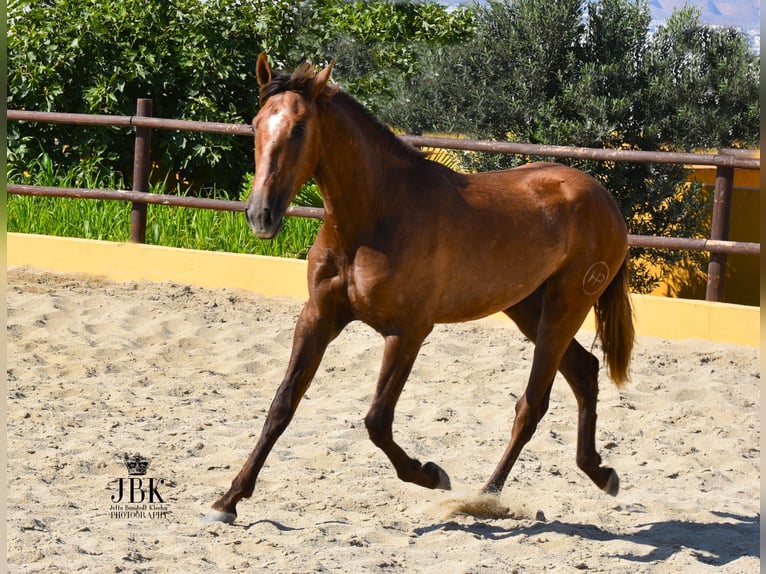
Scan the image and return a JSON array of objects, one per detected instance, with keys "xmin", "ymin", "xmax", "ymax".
[
  {"xmin": 364, "ymin": 332, "xmax": 451, "ymax": 490},
  {"xmin": 204, "ymin": 301, "xmax": 348, "ymax": 524}
]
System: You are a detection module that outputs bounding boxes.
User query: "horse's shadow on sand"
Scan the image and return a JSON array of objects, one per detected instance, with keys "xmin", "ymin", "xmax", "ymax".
[
  {"xmin": 412, "ymin": 510, "xmax": 759, "ymax": 566},
  {"xmin": 240, "ymin": 511, "xmax": 758, "ymax": 566}
]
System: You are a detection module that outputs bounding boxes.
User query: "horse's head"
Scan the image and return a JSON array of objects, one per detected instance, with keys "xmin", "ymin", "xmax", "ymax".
[{"xmin": 245, "ymin": 54, "xmax": 333, "ymax": 239}]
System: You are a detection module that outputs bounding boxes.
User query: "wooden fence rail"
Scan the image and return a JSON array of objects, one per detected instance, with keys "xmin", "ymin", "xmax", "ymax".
[{"xmin": 6, "ymin": 102, "xmax": 760, "ymax": 302}]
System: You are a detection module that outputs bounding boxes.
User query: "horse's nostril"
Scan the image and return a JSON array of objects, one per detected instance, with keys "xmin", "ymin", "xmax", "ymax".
[{"xmin": 246, "ymin": 202, "xmax": 273, "ymax": 230}]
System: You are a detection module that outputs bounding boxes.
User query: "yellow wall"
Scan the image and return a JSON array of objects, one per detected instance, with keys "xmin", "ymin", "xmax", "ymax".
[
  {"xmin": 7, "ymin": 233, "xmax": 309, "ymax": 299},
  {"xmin": 8, "ymin": 233, "xmax": 759, "ymax": 347},
  {"xmin": 650, "ymin": 164, "xmax": 760, "ymax": 306}
]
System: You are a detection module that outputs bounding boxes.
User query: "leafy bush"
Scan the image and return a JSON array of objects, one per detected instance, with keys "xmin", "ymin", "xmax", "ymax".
[{"xmin": 8, "ymin": 0, "xmax": 301, "ymax": 191}]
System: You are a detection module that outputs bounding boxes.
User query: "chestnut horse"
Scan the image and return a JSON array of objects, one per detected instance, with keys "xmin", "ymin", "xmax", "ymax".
[{"xmin": 204, "ymin": 55, "xmax": 634, "ymax": 524}]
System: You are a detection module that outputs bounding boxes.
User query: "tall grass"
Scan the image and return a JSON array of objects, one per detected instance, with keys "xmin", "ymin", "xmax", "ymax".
[
  {"xmin": 8, "ymin": 155, "xmax": 322, "ymax": 258},
  {"xmin": 145, "ymin": 204, "xmax": 321, "ymax": 258},
  {"xmin": 8, "ymin": 154, "xmax": 133, "ymax": 242}
]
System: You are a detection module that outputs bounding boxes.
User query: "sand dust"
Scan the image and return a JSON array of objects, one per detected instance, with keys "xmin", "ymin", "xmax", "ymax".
[{"xmin": 7, "ymin": 266, "xmax": 760, "ymax": 573}]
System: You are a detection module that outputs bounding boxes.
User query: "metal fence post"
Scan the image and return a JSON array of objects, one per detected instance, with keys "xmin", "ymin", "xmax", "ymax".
[
  {"xmin": 705, "ymin": 160, "xmax": 734, "ymax": 301},
  {"xmin": 130, "ymin": 98, "xmax": 153, "ymax": 243}
]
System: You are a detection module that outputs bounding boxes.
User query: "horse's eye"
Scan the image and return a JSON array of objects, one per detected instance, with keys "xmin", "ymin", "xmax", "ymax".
[{"xmin": 292, "ymin": 123, "xmax": 306, "ymax": 139}]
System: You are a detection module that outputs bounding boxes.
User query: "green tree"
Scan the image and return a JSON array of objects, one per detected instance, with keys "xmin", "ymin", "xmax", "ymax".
[
  {"xmin": 291, "ymin": 0, "xmax": 474, "ymax": 113},
  {"xmin": 642, "ymin": 5, "xmax": 760, "ymax": 148}
]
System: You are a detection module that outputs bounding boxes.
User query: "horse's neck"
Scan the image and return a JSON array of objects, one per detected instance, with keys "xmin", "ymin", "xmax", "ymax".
[{"xmin": 314, "ymin": 98, "xmax": 408, "ymax": 243}]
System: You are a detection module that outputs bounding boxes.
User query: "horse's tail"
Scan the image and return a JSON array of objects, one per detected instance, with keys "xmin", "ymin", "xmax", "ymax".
[{"xmin": 594, "ymin": 256, "xmax": 635, "ymax": 387}]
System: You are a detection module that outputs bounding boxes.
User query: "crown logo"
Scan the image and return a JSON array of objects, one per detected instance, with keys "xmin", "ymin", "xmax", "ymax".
[{"xmin": 123, "ymin": 453, "xmax": 150, "ymax": 476}]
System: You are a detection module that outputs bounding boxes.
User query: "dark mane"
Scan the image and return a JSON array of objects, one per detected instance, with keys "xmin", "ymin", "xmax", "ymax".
[
  {"xmin": 332, "ymin": 90, "xmax": 429, "ymax": 162},
  {"xmin": 260, "ymin": 62, "xmax": 428, "ymax": 163},
  {"xmin": 258, "ymin": 62, "xmax": 318, "ymax": 105}
]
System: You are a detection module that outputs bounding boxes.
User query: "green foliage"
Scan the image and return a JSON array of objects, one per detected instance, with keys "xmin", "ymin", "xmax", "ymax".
[
  {"xmin": 7, "ymin": 0, "xmax": 466, "ymax": 257},
  {"xmin": 8, "ymin": 0, "xmax": 300, "ymax": 191},
  {"xmin": 8, "ymin": 0, "xmax": 471, "ymax": 190},
  {"xmin": 7, "ymin": 155, "xmax": 132, "ymax": 241},
  {"xmin": 144, "ymin": 204, "xmax": 321, "ymax": 258},
  {"xmin": 294, "ymin": 180, "xmax": 324, "ymax": 209},
  {"xmin": 642, "ymin": 5, "xmax": 760, "ymax": 148},
  {"xmin": 292, "ymin": 0, "xmax": 474, "ymax": 112}
]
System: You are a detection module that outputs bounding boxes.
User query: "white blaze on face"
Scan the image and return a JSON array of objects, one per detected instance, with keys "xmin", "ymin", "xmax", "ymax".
[
  {"xmin": 264, "ymin": 107, "xmax": 290, "ymax": 148},
  {"xmin": 254, "ymin": 106, "xmax": 291, "ymax": 190}
]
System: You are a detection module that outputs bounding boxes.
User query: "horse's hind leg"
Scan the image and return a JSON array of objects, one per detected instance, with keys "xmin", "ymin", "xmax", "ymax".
[
  {"xmin": 562, "ymin": 345, "xmax": 619, "ymax": 496},
  {"xmin": 364, "ymin": 330, "xmax": 451, "ymax": 490},
  {"xmin": 492, "ymin": 288, "xmax": 618, "ymax": 495}
]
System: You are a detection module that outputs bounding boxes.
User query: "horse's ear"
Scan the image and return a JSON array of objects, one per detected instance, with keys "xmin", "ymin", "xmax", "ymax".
[
  {"xmin": 310, "ymin": 60, "xmax": 334, "ymax": 101},
  {"xmin": 256, "ymin": 53, "xmax": 272, "ymax": 88}
]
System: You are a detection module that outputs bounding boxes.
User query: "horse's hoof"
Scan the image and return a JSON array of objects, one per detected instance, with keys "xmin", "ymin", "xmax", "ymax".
[
  {"xmin": 602, "ymin": 469, "xmax": 619, "ymax": 496},
  {"xmin": 201, "ymin": 509, "xmax": 237, "ymax": 525},
  {"xmin": 424, "ymin": 462, "xmax": 451, "ymax": 490}
]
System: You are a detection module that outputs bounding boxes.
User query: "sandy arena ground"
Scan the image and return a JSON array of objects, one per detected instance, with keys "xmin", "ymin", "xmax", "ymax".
[{"xmin": 7, "ymin": 266, "xmax": 760, "ymax": 573}]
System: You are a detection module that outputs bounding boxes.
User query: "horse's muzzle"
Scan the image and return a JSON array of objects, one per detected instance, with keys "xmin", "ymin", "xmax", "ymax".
[{"xmin": 245, "ymin": 200, "xmax": 285, "ymax": 240}]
